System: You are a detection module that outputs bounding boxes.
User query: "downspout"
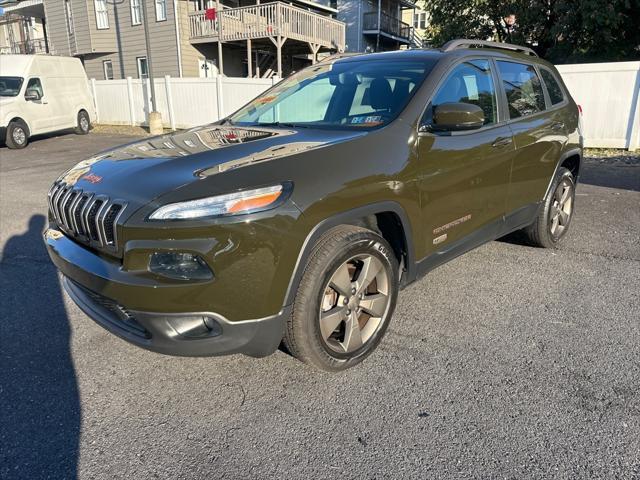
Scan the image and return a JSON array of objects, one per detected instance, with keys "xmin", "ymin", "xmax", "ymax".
[{"xmin": 174, "ymin": 0, "xmax": 183, "ymax": 77}]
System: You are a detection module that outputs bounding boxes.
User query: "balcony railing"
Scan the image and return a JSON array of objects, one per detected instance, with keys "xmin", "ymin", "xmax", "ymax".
[
  {"xmin": 189, "ymin": 2, "xmax": 345, "ymax": 51},
  {"xmin": 363, "ymin": 11, "xmax": 411, "ymax": 41},
  {"xmin": 0, "ymin": 38, "xmax": 48, "ymax": 55}
]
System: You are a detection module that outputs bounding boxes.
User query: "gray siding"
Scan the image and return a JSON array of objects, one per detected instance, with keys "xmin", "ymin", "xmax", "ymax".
[
  {"xmin": 178, "ymin": 0, "xmax": 202, "ymax": 77},
  {"xmin": 71, "ymin": 0, "xmax": 92, "ymax": 54},
  {"xmin": 43, "ymin": 1, "xmax": 72, "ymax": 56},
  {"xmin": 86, "ymin": 0, "xmax": 118, "ymax": 53}
]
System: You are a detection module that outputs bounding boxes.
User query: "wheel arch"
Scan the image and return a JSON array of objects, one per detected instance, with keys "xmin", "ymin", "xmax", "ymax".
[
  {"xmin": 6, "ymin": 115, "xmax": 32, "ymax": 136},
  {"xmin": 282, "ymin": 201, "xmax": 417, "ymax": 307},
  {"xmin": 543, "ymin": 147, "xmax": 582, "ymax": 200}
]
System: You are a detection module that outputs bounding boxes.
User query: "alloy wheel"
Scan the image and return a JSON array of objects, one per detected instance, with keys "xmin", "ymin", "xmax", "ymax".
[
  {"xmin": 549, "ymin": 178, "xmax": 573, "ymax": 238},
  {"xmin": 319, "ymin": 254, "xmax": 391, "ymax": 354},
  {"xmin": 80, "ymin": 115, "xmax": 89, "ymax": 132},
  {"xmin": 12, "ymin": 126, "xmax": 26, "ymax": 145}
]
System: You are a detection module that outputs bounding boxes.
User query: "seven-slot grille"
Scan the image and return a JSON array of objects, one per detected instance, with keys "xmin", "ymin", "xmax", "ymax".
[{"xmin": 48, "ymin": 182, "xmax": 126, "ymax": 250}]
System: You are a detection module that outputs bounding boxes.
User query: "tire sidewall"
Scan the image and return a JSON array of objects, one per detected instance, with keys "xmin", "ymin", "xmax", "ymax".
[
  {"xmin": 542, "ymin": 168, "xmax": 576, "ymax": 246},
  {"xmin": 297, "ymin": 231, "xmax": 399, "ymax": 370},
  {"xmin": 7, "ymin": 121, "xmax": 29, "ymax": 149},
  {"xmin": 77, "ymin": 111, "xmax": 90, "ymax": 134}
]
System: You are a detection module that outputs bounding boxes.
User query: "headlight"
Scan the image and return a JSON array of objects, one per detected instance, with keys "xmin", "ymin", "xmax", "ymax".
[{"xmin": 148, "ymin": 183, "xmax": 290, "ymax": 220}]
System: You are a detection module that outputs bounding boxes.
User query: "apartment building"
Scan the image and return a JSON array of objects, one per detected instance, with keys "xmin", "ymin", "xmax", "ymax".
[
  {"xmin": 402, "ymin": 3, "xmax": 426, "ymax": 46},
  {"xmin": 0, "ymin": 2, "xmax": 47, "ymax": 54}
]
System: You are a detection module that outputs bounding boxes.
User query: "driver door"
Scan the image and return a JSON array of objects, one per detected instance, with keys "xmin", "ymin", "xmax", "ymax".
[
  {"xmin": 416, "ymin": 58, "xmax": 514, "ymax": 253},
  {"xmin": 22, "ymin": 77, "xmax": 53, "ymax": 134}
]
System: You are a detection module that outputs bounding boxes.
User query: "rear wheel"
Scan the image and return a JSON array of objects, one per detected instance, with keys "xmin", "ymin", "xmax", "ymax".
[
  {"xmin": 524, "ymin": 167, "xmax": 576, "ymax": 248},
  {"xmin": 75, "ymin": 110, "xmax": 91, "ymax": 135},
  {"xmin": 5, "ymin": 120, "xmax": 29, "ymax": 149},
  {"xmin": 284, "ymin": 225, "xmax": 399, "ymax": 371}
]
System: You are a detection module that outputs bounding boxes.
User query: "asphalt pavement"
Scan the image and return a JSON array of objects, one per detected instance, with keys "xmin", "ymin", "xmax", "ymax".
[{"xmin": 1, "ymin": 132, "xmax": 639, "ymax": 479}]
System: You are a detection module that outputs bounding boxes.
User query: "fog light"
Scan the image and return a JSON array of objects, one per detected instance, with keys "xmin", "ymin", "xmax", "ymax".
[
  {"xmin": 149, "ymin": 252, "xmax": 213, "ymax": 281},
  {"xmin": 167, "ymin": 315, "xmax": 222, "ymax": 338}
]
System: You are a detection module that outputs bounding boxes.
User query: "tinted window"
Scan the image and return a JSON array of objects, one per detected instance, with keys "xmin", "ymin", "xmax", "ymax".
[
  {"xmin": 230, "ymin": 59, "xmax": 436, "ymax": 129},
  {"xmin": 0, "ymin": 77, "xmax": 24, "ymax": 97},
  {"xmin": 430, "ymin": 59, "xmax": 498, "ymax": 126},
  {"xmin": 541, "ymin": 68, "xmax": 565, "ymax": 105},
  {"xmin": 496, "ymin": 61, "xmax": 546, "ymax": 118}
]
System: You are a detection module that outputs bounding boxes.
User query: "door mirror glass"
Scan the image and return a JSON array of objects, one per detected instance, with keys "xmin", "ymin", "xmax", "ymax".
[
  {"xmin": 25, "ymin": 89, "xmax": 41, "ymax": 101},
  {"xmin": 429, "ymin": 102, "xmax": 485, "ymax": 132}
]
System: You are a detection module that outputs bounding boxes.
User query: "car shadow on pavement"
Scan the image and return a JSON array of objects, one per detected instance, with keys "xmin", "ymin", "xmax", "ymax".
[{"xmin": 0, "ymin": 215, "xmax": 80, "ymax": 480}]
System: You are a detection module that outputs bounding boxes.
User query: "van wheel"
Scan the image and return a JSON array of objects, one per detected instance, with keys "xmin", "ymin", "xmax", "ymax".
[
  {"xmin": 75, "ymin": 110, "xmax": 91, "ymax": 135},
  {"xmin": 283, "ymin": 225, "xmax": 399, "ymax": 372},
  {"xmin": 6, "ymin": 120, "xmax": 29, "ymax": 149},
  {"xmin": 523, "ymin": 167, "xmax": 576, "ymax": 248}
]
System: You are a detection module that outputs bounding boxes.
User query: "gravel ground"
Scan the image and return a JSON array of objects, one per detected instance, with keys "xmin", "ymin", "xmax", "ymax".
[{"xmin": 1, "ymin": 132, "xmax": 639, "ymax": 479}]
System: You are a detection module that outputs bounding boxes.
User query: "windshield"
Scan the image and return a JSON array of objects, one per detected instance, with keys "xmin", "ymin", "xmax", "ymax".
[
  {"xmin": 0, "ymin": 77, "xmax": 24, "ymax": 97},
  {"xmin": 229, "ymin": 58, "xmax": 436, "ymax": 129}
]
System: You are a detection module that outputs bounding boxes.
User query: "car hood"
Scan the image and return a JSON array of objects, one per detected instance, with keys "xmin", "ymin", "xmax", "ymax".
[
  {"xmin": 0, "ymin": 97, "xmax": 16, "ymax": 109},
  {"xmin": 56, "ymin": 124, "xmax": 365, "ymax": 203}
]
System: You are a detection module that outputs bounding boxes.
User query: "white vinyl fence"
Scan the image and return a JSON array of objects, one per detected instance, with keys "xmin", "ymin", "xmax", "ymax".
[
  {"xmin": 557, "ymin": 61, "xmax": 640, "ymax": 150},
  {"xmin": 89, "ymin": 61, "xmax": 640, "ymax": 150},
  {"xmin": 89, "ymin": 76, "xmax": 279, "ymax": 130}
]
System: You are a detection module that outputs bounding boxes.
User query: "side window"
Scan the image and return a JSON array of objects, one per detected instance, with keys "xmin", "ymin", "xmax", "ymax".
[
  {"xmin": 496, "ymin": 61, "xmax": 546, "ymax": 118},
  {"xmin": 429, "ymin": 59, "xmax": 498, "ymax": 126},
  {"xmin": 540, "ymin": 68, "xmax": 565, "ymax": 106},
  {"xmin": 26, "ymin": 78, "xmax": 44, "ymax": 97}
]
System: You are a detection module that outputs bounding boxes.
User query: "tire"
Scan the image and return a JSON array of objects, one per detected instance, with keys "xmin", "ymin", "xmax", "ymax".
[
  {"xmin": 74, "ymin": 110, "xmax": 91, "ymax": 135},
  {"xmin": 284, "ymin": 225, "xmax": 399, "ymax": 372},
  {"xmin": 523, "ymin": 166, "xmax": 576, "ymax": 248},
  {"xmin": 5, "ymin": 120, "xmax": 29, "ymax": 149}
]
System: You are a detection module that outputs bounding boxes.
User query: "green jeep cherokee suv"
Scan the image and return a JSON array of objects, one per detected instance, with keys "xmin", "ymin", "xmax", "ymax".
[{"xmin": 45, "ymin": 40, "xmax": 582, "ymax": 371}]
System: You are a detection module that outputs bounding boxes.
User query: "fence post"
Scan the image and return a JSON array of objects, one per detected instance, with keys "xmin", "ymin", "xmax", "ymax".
[
  {"xmin": 629, "ymin": 69, "xmax": 640, "ymax": 151},
  {"xmin": 215, "ymin": 74, "xmax": 225, "ymax": 119},
  {"xmin": 126, "ymin": 77, "xmax": 136, "ymax": 126},
  {"xmin": 164, "ymin": 75, "xmax": 176, "ymax": 131},
  {"xmin": 90, "ymin": 78, "xmax": 99, "ymax": 124}
]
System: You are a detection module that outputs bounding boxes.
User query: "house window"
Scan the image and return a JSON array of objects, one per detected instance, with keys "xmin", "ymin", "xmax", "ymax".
[
  {"xmin": 156, "ymin": 0, "xmax": 167, "ymax": 21},
  {"xmin": 103, "ymin": 60, "xmax": 114, "ymax": 80},
  {"xmin": 137, "ymin": 57, "xmax": 149, "ymax": 79},
  {"xmin": 94, "ymin": 0, "xmax": 109, "ymax": 29},
  {"xmin": 413, "ymin": 12, "xmax": 426, "ymax": 29},
  {"xmin": 65, "ymin": 0, "xmax": 75, "ymax": 34},
  {"xmin": 131, "ymin": 0, "xmax": 142, "ymax": 25}
]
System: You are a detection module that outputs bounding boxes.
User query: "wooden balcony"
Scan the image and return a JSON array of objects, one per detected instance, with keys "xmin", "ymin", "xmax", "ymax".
[
  {"xmin": 363, "ymin": 11, "xmax": 412, "ymax": 43},
  {"xmin": 188, "ymin": 2, "xmax": 346, "ymax": 51}
]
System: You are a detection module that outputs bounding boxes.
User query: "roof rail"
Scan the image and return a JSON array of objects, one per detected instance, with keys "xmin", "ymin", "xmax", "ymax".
[{"xmin": 441, "ymin": 39, "xmax": 538, "ymax": 57}]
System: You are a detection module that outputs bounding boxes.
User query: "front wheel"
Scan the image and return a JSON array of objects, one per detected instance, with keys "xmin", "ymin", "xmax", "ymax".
[
  {"xmin": 5, "ymin": 120, "xmax": 29, "ymax": 149},
  {"xmin": 284, "ymin": 225, "xmax": 399, "ymax": 371},
  {"xmin": 523, "ymin": 166, "xmax": 576, "ymax": 248}
]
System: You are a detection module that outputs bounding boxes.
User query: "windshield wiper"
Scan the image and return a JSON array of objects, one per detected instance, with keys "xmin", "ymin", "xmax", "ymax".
[{"xmin": 255, "ymin": 122, "xmax": 310, "ymax": 129}]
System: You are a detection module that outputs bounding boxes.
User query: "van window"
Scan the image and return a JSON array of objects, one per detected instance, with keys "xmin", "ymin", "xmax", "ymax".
[
  {"xmin": 496, "ymin": 61, "xmax": 546, "ymax": 118},
  {"xmin": 0, "ymin": 77, "xmax": 24, "ymax": 97},
  {"xmin": 540, "ymin": 68, "xmax": 565, "ymax": 105},
  {"xmin": 26, "ymin": 78, "xmax": 44, "ymax": 98},
  {"xmin": 429, "ymin": 59, "xmax": 498, "ymax": 126}
]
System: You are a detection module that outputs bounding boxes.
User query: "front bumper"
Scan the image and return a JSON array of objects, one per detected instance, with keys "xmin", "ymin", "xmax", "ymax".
[{"xmin": 45, "ymin": 228, "xmax": 287, "ymax": 357}]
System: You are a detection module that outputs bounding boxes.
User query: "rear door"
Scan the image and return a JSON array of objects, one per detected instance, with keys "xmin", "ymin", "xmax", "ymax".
[
  {"xmin": 416, "ymin": 58, "xmax": 514, "ymax": 251},
  {"xmin": 495, "ymin": 60, "xmax": 567, "ymax": 215}
]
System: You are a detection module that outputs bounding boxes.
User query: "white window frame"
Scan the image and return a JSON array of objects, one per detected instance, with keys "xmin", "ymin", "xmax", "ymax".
[
  {"xmin": 103, "ymin": 60, "xmax": 114, "ymax": 80},
  {"xmin": 155, "ymin": 0, "xmax": 167, "ymax": 21},
  {"xmin": 94, "ymin": 0, "xmax": 109, "ymax": 30},
  {"xmin": 137, "ymin": 56, "xmax": 149, "ymax": 79},
  {"xmin": 65, "ymin": 0, "xmax": 75, "ymax": 35},
  {"xmin": 130, "ymin": 0, "xmax": 142, "ymax": 26}
]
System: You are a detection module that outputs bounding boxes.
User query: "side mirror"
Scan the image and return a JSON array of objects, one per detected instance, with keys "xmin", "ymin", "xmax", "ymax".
[
  {"xmin": 25, "ymin": 89, "xmax": 42, "ymax": 101},
  {"xmin": 428, "ymin": 102, "xmax": 485, "ymax": 132}
]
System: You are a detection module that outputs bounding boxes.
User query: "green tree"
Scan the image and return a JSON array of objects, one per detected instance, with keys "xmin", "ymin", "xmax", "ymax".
[{"xmin": 422, "ymin": 0, "xmax": 640, "ymax": 63}]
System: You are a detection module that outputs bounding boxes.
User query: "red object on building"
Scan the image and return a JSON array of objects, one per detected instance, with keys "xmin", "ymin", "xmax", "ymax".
[{"xmin": 205, "ymin": 8, "xmax": 217, "ymax": 21}]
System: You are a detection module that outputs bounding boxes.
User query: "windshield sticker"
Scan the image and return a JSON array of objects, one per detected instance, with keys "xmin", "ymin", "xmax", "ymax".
[
  {"xmin": 255, "ymin": 95, "xmax": 278, "ymax": 105},
  {"xmin": 351, "ymin": 115, "xmax": 383, "ymax": 126}
]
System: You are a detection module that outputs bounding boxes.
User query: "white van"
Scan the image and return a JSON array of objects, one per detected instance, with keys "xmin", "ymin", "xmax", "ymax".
[{"xmin": 0, "ymin": 55, "xmax": 96, "ymax": 149}]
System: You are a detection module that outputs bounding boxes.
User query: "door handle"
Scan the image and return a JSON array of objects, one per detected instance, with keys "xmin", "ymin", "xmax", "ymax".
[{"xmin": 492, "ymin": 136, "xmax": 512, "ymax": 148}]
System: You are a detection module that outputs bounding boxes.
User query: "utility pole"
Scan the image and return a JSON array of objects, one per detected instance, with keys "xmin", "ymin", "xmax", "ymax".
[{"xmin": 141, "ymin": 0, "xmax": 163, "ymax": 134}]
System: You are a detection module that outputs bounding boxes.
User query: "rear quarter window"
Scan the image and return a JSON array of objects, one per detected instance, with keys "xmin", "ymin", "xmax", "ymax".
[{"xmin": 540, "ymin": 68, "xmax": 565, "ymax": 105}]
